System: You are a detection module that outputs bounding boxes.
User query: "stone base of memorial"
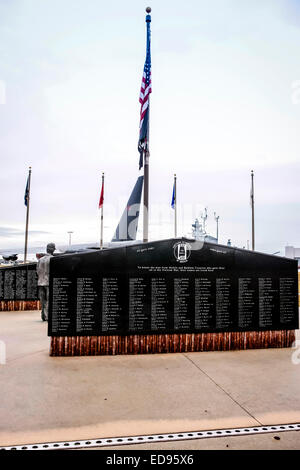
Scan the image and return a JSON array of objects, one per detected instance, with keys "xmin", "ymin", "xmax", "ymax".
[
  {"xmin": 0, "ymin": 300, "xmax": 41, "ymax": 311},
  {"xmin": 50, "ymin": 330, "xmax": 296, "ymax": 356}
]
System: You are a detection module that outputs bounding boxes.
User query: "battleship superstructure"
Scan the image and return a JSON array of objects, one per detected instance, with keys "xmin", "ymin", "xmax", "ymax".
[{"xmin": 191, "ymin": 208, "xmax": 218, "ymax": 244}]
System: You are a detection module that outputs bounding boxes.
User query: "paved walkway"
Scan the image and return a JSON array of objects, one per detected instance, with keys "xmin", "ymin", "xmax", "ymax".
[{"xmin": 0, "ymin": 310, "xmax": 300, "ymax": 449}]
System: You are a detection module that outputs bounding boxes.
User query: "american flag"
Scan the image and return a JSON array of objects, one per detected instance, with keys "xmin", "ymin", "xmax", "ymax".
[{"xmin": 138, "ymin": 14, "xmax": 152, "ymax": 170}]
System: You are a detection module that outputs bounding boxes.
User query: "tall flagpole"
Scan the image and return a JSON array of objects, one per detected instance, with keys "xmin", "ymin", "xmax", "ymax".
[
  {"xmin": 143, "ymin": 7, "xmax": 151, "ymax": 243},
  {"xmin": 143, "ymin": 146, "xmax": 149, "ymax": 243},
  {"xmin": 251, "ymin": 170, "xmax": 255, "ymax": 251},
  {"xmin": 100, "ymin": 172, "xmax": 104, "ymax": 250},
  {"xmin": 24, "ymin": 166, "xmax": 32, "ymax": 263},
  {"xmin": 174, "ymin": 174, "xmax": 177, "ymax": 238}
]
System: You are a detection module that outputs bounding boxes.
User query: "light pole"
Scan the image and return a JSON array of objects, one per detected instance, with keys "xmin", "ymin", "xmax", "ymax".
[
  {"xmin": 214, "ymin": 212, "xmax": 220, "ymax": 243},
  {"xmin": 67, "ymin": 231, "xmax": 73, "ymax": 248}
]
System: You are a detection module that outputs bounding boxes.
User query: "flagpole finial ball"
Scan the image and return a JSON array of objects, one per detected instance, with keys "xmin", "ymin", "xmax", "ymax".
[{"xmin": 146, "ymin": 7, "xmax": 151, "ymax": 13}]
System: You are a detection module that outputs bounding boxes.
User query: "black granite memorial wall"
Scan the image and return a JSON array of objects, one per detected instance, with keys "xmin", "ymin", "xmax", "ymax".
[
  {"xmin": 0, "ymin": 263, "xmax": 40, "ymax": 311},
  {"xmin": 48, "ymin": 239, "xmax": 298, "ymax": 340}
]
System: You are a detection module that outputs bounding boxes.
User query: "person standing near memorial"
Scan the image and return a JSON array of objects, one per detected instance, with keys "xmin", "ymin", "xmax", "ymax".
[{"xmin": 37, "ymin": 243, "xmax": 56, "ymax": 321}]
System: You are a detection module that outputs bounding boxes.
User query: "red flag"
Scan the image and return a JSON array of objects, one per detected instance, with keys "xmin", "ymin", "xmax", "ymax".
[{"xmin": 98, "ymin": 179, "xmax": 104, "ymax": 209}]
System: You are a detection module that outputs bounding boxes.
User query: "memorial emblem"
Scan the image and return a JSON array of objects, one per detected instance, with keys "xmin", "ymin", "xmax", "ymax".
[{"xmin": 173, "ymin": 241, "xmax": 191, "ymax": 263}]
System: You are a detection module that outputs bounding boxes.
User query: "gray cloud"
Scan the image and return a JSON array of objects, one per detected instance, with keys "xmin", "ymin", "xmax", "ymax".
[
  {"xmin": 0, "ymin": 227, "xmax": 49, "ymax": 238},
  {"xmin": 0, "ymin": 227, "xmax": 23, "ymax": 237}
]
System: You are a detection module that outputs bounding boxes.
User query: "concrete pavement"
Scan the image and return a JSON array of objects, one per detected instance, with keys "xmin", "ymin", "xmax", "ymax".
[{"xmin": 0, "ymin": 310, "xmax": 300, "ymax": 449}]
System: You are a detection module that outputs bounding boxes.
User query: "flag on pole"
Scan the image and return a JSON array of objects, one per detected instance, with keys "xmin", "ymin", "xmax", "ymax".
[
  {"xmin": 250, "ymin": 170, "xmax": 254, "ymax": 207},
  {"xmin": 98, "ymin": 177, "xmax": 104, "ymax": 209},
  {"xmin": 24, "ymin": 176, "xmax": 29, "ymax": 206},
  {"xmin": 172, "ymin": 174, "xmax": 177, "ymax": 237},
  {"xmin": 171, "ymin": 180, "xmax": 176, "ymax": 209},
  {"xmin": 138, "ymin": 13, "xmax": 152, "ymax": 170},
  {"xmin": 99, "ymin": 173, "xmax": 105, "ymax": 249},
  {"xmin": 24, "ymin": 167, "xmax": 32, "ymax": 263}
]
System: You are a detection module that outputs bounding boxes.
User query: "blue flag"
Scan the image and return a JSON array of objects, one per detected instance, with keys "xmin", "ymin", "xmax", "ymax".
[
  {"xmin": 24, "ymin": 176, "xmax": 29, "ymax": 206},
  {"xmin": 171, "ymin": 181, "xmax": 175, "ymax": 209}
]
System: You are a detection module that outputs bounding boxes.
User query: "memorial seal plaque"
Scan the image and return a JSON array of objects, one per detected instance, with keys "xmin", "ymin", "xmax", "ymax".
[{"xmin": 173, "ymin": 241, "xmax": 192, "ymax": 263}]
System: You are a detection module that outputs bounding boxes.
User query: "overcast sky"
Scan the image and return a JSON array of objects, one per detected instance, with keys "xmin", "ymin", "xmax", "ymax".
[{"xmin": 0, "ymin": 0, "xmax": 299, "ymax": 255}]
